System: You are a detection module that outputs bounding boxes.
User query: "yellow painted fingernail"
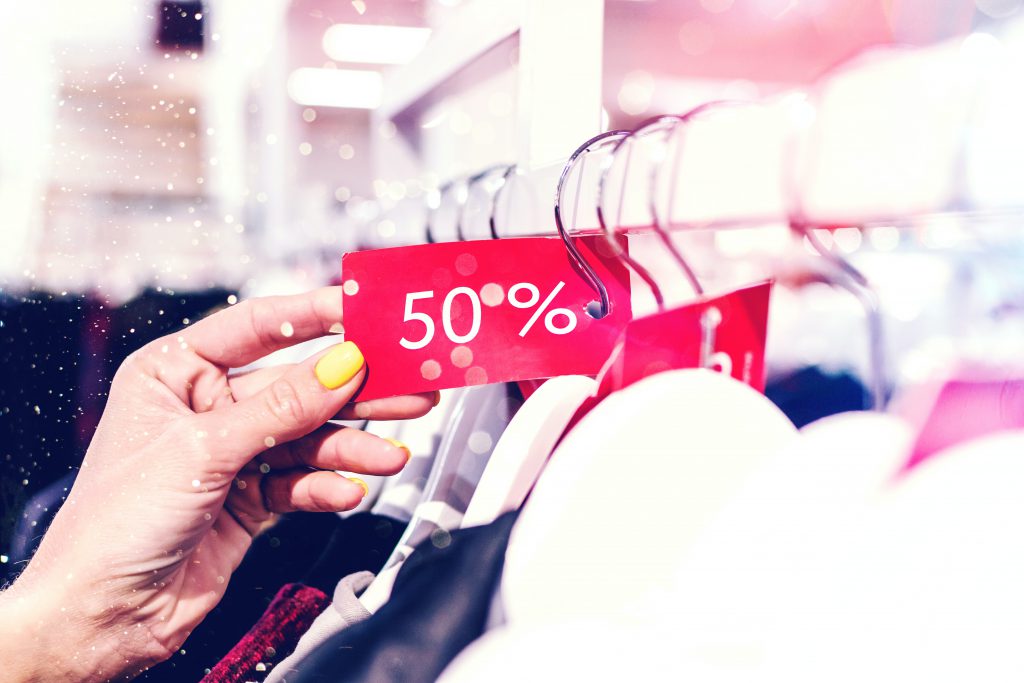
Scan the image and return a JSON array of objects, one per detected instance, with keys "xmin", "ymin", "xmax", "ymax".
[
  {"xmin": 315, "ymin": 341, "xmax": 364, "ymax": 390},
  {"xmin": 386, "ymin": 438, "xmax": 412, "ymax": 461},
  {"xmin": 347, "ymin": 477, "xmax": 369, "ymax": 498}
]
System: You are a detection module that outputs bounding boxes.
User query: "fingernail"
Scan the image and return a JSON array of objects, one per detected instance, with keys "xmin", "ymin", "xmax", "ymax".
[
  {"xmin": 347, "ymin": 477, "xmax": 369, "ymax": 498},
  {"xmin": 385, "ymin": 437, "xmax": 411, "ymax": 462},
  {"xmin": 315, "ymin": 341, "xmax": 364, "ymax": 390},
  {"xmin": 433, "ymin": 391, "xmax": 442, "ymax": 407}
]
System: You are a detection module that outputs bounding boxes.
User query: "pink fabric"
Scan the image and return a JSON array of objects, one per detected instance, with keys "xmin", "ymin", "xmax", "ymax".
[
  {"xmin": 200, "ymin": 583, "xmax": 331, "ymax": 683},
  {"xmin": 905, "ymin": 377, "xmax": 1024, "ymax": 470}
]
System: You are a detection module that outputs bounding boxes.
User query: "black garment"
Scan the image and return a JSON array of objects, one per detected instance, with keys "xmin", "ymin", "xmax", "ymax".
[
  {"xmin": 141, "ymin": 512, "xmax": 406, "ymax": 682},
  {"xmin": 0, "ymin": 293, "xmax": 87, "ymax": 582},
  {"xmin": 765, "ymin": 366, "xmax": 870, "ymax": 429},
  {"xmin": 0, "ymin": 288, "xmax": 232, "ymax": 585},
  {"xmin": 291, "ymin": 511, "xmax": 519, "ymax": 683}
]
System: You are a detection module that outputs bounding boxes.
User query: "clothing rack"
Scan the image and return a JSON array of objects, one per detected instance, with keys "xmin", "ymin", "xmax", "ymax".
[{"xmin": 359, "ymin": 21, "xmax": 1024, "ymax": 251}]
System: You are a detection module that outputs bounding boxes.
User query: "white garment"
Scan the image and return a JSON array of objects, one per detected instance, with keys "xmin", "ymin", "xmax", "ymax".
[
  {"xmin": 502, "ymin": 370, "xmax": 798, "ymax": 626},
  {"xmin": 657, "ymin": 411, "xmax": 913, "ymax": 667},
  {"xmin": 446, "ymin": 422, "xmax": 1024, "ymax": 682}
]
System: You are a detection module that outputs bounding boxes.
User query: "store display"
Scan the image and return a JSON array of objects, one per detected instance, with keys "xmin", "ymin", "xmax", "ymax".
[{"xmin": 3, "ymin": 2, "xmax": 1024, "ymax": 681}]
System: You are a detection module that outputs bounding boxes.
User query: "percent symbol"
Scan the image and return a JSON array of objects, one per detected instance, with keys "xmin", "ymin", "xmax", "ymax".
[{"xmin": 507, "ymin": 281, "xmax": 578, "ymax": 337}]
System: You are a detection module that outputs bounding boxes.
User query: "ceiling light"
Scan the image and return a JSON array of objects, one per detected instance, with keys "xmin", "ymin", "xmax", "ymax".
[
  {"xmin": 286, "ymin": 68, "xmax": 383, "ymax": 109},
  {"xmin": 322, "ymin": 23, "xmax": 431, "ymax": 65}
]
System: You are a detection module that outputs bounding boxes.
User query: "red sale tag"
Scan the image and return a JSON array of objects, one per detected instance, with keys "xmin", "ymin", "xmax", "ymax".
[
  {"xmin": 563, "ymin": 282, "xmax": 773, "ymax": 433},
  {"xmin": 341, "ymin": 236, "xmax": 633, "ymax": 401},
  {"xmin": 597, "ymin": 281, "xmax": 773, "ymax": 397}
]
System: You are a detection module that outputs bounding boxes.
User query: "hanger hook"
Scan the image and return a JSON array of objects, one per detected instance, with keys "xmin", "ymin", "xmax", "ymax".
[
  {"xmin": 457, "ymin": 165, "xmax": 512, "ymax": 241},
  {"xmin": 783, "ymin": 92, "xmax": 887, "ymax": 410},
  {"xmin": 555, "ymin": 130, "xmax": 631, "ymax": 319},
  {"xmin": 790, "ymin": 218, "xmax": 886, "ymax": 410},
  {"xmin": 653, "ymin": 101, "xmax": 756, "ymax": 298},
  {"xmin": 450, "ymin": 177, "xmax": 471, "ymax": 242},
  {"xmin": 489, "ymin": 164, "xmax": 518, "ymax": 240},
  {"xmin": 594, "ymin": 104, "xmax": 746, "ymax": 306},
  {"xmin": 425, "ymin": 181, "xmax": 454, "ymax": 244},
  {"xmin": 653, "ymin": 102, "xmax": 752, "ymax": 295},
  {"xmin": 596, "ymin": 115, "xmax": 689, "ymax": 309}
]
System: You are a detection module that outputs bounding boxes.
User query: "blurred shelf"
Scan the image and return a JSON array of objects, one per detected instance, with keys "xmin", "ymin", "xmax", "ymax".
[{"xmin": 377, "ymin": 0, "xmax": 521, "ymax": 123}]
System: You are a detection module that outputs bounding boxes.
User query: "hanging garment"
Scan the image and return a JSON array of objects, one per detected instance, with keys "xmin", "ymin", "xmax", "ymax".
[
  {"xmin": 200, "ymin": 512, "xmax": 409, "ymax": 681},
  {"xmin": 263, "ymin": 572, "xmax": 375, "ymax": 683},
  {"xmin": 765, "ymin": 366, "xmax": 869, "ymax": 428},
  {"xmin": 0, "ymin": 292, "xmax": 88, "ymax": 582},
  {"xmin": 461, "ymin": 376, "xmax": 596, "ymax": 529},
  {"xmin": 141, "ymin": 511, "xmax": 343, "ymax": 681},
  {"xmin": 266, "ymin": 436, "xmax": 445, "ymax": 683},
  {"xmin": 280, "ymin": 511, "xmax": 519, "ymax": 683},
  {"xmin": 439, "ymin": 412, "xmax": 916, "ymax": 682},
  {"xmin": 359, "ymin": 384, "xmax": 520, "ymax": 614},
  {"xmin": 1, "ymin": 288, "xmax": 234, "ymax": 585},
  {"xmin": 502, "ymin": 370, "xmax": 797, "ymax": 627},
  {"xmin": 200, "ymin": 583, "xmax": 332, "ymax": 683}
]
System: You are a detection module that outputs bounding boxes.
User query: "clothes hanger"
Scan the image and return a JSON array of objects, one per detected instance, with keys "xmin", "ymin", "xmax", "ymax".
[
  {"xmin": 427, "ymin": 177, "xmax": 468, "ymax": 244},
  {"xmin": 360, "ymin": 382, "xmax": 522, "ymax": 612},
  {"xmin": 500, "ymin": 108, "xmax": 800, "ymax": 628},
  {"xmin": 365, "ymin": 165, "xmax": 517, "ymax": 525},
  {"xmin": 458, "ymin": 164, "xmax": 515, "ymax": 241},
  {"xmin": 628, "ymin": 98, "xmax": 888, "ymax": 410},
  {"xmin": 459, "ymin": 133, "xmax": 636, "ymax": 528},
  {"xmin": 488, "ymin": 164, "xmax": 520, "ymax": 240},
  {"xmin": 460, "ymin": 376, "xmax": 595, "ymax": 528},
  {"xmin": 556, "ymin": 105, "xmax": 774, "ymax": 438},
  {"xmin": 357, "ymin": 168, "xmax": 530, "ymax": 600},
  {"xmin": 777, "ymin": 67, "xmax": 889, "ymax": 410},
  {"xmin": 370, "ymin": 388, "xmax": 465, "ymax": 523},
  {"xmin": 359, "ymin": 166, "xmax": 535, "ymax": 610},
  {"xmin": 594, "ymin": 103, "xmax": 749, "ymax": 305}
]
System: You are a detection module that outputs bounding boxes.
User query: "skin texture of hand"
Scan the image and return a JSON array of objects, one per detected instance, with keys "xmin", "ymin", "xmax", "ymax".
[{"xmin": 0, "ymin": 286, "xmax": 435, "ymax": 682}]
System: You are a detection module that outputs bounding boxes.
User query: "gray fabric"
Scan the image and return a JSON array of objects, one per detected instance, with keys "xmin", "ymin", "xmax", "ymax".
[
  {"xmin": 333, "ymin": 571, "xmax": 374, "ymax": 624},
  {"xmin": 264, "ymin": 571, "xmax": 375, "ymax": 683}
]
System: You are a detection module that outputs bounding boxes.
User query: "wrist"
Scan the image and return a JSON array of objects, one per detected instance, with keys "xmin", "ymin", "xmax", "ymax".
[{"xmin": 0, "ymin": 574, "xmax": 128, "ymax": 682}]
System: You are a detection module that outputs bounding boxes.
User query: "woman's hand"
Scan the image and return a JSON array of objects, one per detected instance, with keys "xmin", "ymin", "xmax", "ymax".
[{"xmin": 0, "ymin": 287, "xmax": 435, "ymax": 682}]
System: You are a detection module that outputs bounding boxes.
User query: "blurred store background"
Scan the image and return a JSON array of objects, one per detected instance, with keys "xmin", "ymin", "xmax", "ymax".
[{"xmin": 1, "ymin": 0, "xmax": 1021, "ymax": 578}]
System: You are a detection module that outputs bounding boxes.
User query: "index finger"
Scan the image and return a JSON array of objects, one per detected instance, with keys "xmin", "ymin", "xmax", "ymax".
[{"xmin": 183, "ymin": 287, "xmax": 345, "ymax": 368}]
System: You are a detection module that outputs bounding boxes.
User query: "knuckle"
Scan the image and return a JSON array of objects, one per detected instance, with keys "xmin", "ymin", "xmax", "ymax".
[
  {"xmin": 115, "ymin": 346, "xmax": 149, "ymax": 376},
  {"xmin": 307, "ymin": 483, "xmax": 335, "ymax": 513},
  {"xmin": 244, "ymin": 298, "xmax": 280, "ymax": 351},
  {"xmin": 265, "ymin": 378, "xmax": 307, "ymax": 429}
]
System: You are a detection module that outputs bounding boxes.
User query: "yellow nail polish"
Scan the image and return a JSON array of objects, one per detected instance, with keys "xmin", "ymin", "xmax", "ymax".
[
  {"xmin": 386, "ymin": 437, "xmax": 412, "ymax": 461},
  {"xmin": 348, "ymin": 477, "xmax": 369, "ymax": 498},
  {"xmin": 315, "ymin": 341, "xmax": 364, "ymax": 390}
]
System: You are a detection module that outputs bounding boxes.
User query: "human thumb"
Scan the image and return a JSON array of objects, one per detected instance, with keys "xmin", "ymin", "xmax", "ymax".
[{"xmin": 201, "ymin": 341, "xmax": 366, "ymax": 468}]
